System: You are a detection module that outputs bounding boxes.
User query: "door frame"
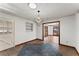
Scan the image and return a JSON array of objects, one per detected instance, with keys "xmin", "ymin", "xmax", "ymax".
[{"xmin": 42, "ymin": 21, "xmax": 60, "ymax": 45}]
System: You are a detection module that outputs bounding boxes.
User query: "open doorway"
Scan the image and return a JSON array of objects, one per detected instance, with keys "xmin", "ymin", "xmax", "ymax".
[{"xmin": 42, "ymin": 21, "xmax": 60, "ymax": 44}]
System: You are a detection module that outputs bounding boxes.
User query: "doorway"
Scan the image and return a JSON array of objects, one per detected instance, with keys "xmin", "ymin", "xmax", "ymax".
[{"xmin": 42, "ymin": 21, "xmax": 60, "ymax": 44}]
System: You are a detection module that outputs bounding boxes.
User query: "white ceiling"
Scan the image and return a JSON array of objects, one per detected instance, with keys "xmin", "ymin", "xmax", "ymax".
[{"xmin": 0, "ymin": 3, "xmax": 79, "ymax": 21}]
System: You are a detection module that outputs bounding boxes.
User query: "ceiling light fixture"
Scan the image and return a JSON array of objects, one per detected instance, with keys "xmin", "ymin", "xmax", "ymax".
[
  {"xmin": 36, "ymin": 10, "xmax": 42, "ymax": 23},
  {"xmin": 29, "ymin": 3, "xmax": 36, "ymax": 9}
]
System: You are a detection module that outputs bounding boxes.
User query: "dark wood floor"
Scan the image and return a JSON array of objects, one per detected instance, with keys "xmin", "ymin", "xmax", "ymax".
[{"xmin": 0, "ymin": 39, "xmax": 78, "ymax": 56}]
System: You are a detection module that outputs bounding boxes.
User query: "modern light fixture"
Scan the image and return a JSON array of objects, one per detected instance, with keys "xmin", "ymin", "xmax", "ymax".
[
  {"xmin": 29, "ymin": 3, "xmax": 36, "ymax": 9},
  {"xmin": 28, "ymin": 4, "xmax": 42, "ymax": 23},
  {"xmin": 36, "ymin": 10, "xmax": 42, "ymax": 23}
]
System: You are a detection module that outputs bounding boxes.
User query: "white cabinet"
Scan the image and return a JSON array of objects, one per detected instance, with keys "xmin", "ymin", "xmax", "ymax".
[{"xmin": 0, "ymin": 20, "xmax": 15, "ymax": 51}]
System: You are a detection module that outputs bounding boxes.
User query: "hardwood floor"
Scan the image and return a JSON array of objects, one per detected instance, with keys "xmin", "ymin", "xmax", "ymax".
[
  {"xmin": 59, "ymin": 45, "xmax": 79, "ymax": 56},
  {"xmin": 0, "ymin": 44, "xmax": 24, "ymax": 56},
  {"xmin": 44, "ymin": 36, "xmax": 59, "ymax": 44},
  {"xmin": 0, "ymin": 39, "xmax": 78, "ymax": 56}
]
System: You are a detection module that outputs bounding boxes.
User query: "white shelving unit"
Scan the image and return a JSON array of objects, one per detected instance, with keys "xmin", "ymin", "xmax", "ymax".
[{"xmin": 0, "ymin": 20, "xmax": 15, "ymax": 51}]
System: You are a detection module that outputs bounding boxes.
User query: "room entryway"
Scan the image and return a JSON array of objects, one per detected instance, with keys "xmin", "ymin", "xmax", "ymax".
[{"xmin": 42, "ymin": 21, "xmax": 60, "ymax": 44}]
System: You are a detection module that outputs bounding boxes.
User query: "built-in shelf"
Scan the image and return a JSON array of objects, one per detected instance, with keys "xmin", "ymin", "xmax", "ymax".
[{"xmin": 26, "ymin": 22, "xmax": 33, "ymax": 31}]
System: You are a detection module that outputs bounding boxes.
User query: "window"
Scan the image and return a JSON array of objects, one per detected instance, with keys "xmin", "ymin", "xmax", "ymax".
[{"xmin": 0, "ymin": 20, "xmax": 12, "ymax": 34}]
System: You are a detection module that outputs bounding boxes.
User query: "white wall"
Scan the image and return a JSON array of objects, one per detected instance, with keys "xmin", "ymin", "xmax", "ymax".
[
  {"xmin": 37, "ymin": 15, "xmax": 76, "ymax": 46},
  {"xmin": 15, "ymin": 18, "xmax": 37, "ymax": 45},
  {"xmin": 48, "ymin": 26, "xmax": 53, "ymax": 35},
  {"xmin": 59, "ymin": 16, "xmax": 76, "ymax": 46},
  {"xmin": 36, "ymin": 23, "xmax": 42, "ymax": 39},
  {"xmin": 75, "ymin": 13, "xmax": 79, "ymax": 53}
]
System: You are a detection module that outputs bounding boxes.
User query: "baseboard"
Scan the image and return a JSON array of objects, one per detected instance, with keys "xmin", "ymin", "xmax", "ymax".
[
  {"xmin": 35, "ymin": 38, "xmax": 42, "ymax": 40},
  {"xmin": 60, "ymin": 44, "xmax": 79, "ymax": 56},
  {"xmin": 60, "ymin": 44, "xmax": 74, "ymax": 48},
  {"xmin": 74, "ymin": 47, "xmax": 79, "ymax": 56},
  {"xmin": 35, "ymin": 38, "xmax": 43, "ymax": 41},
  {"xmin": 15, "ymin": 38, "xmax": 42, "ymax": 47}
]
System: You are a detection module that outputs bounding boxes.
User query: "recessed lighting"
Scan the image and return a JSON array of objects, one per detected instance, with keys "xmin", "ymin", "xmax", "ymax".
[{"xmin": 29, "ymin": 3, "xmax": 36, "ymax": 9}]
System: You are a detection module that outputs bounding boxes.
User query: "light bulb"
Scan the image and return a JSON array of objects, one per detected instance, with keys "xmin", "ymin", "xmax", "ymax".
[{"xmin": 29, "ymin": 3, "xmax": 36, "ymax": 9}]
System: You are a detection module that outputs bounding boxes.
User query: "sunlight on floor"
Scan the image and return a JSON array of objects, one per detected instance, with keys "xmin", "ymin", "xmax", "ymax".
[
  {"xmin": 44, "ymin": 36, "xmax": 59, "ymax": 50},
  {"xmin": 44, "ymin": 36, "xmax": 59, "ymax": 44}
]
